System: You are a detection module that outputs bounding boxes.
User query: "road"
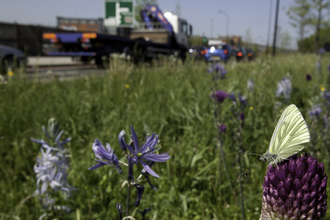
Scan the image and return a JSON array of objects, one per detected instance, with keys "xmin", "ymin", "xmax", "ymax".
[{"xmin": 24, "ymin": 56, "xmax": 107, "ymax": 81}]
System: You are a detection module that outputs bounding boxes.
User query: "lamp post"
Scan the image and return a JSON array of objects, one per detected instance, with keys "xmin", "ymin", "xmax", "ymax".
[{"xmin": 218, "ymin": 10, "xmax": 229, "ymax": 43}]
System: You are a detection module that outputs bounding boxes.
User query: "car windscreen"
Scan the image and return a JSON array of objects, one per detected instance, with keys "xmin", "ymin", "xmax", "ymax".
[{"xmin": 209, "ymin": 45, "xmax": 228, "ymax": 49}]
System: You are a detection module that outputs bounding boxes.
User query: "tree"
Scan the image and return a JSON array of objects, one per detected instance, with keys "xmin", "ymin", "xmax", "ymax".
[
  {"xmin": 134, "ymin": 0, "xmax": 158, "ymax": 22},
  {"xmin": 244, "ymin": 28, "xmax": 253, "ymax": 48},
  {"xmin": 287, "ymin": 0, "xmax": 311, "ymax": 51},
  {"xmin": 281, "ymin": 30, "xmax": 292, "ymax": 53},
  {"xmin": 309, "ymin": 0, "xmax": 330, "ymax": 50}
]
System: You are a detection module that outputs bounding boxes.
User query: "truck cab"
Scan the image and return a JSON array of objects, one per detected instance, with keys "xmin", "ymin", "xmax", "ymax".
[{"xmin": 130, "ymin": 5, "xmax": 192, "ymax": 51}]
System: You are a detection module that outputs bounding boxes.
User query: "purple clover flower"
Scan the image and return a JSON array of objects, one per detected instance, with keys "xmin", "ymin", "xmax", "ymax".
[
  {"xmin": 89, "ymin": 139, "xmax": 122, "ymax": 174},
  {"xmin": 317, "ymin": 48, "xmax": 326, "ymax": 54},
  {"xmin": 122, "ymin": 126, "xmax": 170, "ymax": 178},
  {"xmin": 309, "ymin": 105, "xmax": 322, "ymax": 117},
  {"xmin": 206, "ymin": 63, "xmax": 227, "ymax": 79},
  {"xmin": 306, "ymin": 74, "xmax": 312, "ymax": 81},
  {"xmin": 323, "ymin": 92, "xmax": 330, "ymax": 107},
  {"xmin": 210, "ymin": 91, "xmax": 228, "ymax": 103},
  {"xmin": 260, "ymin": 154, "xmax": 327, "ymax": 220},
  {"xmin": 218, "ymin": 124, "xmax": 227, "ymax": 133}
]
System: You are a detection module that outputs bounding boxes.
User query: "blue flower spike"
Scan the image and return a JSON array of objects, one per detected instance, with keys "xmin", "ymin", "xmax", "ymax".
[{"xmin": 122, "ymin": 125, "xmax": 171, "ymax": 178}]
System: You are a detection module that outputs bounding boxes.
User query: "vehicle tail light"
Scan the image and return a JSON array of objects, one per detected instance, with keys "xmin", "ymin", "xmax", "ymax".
[
  {"xmin": 248, "ymin": 52, "xmax": 252, "ymax": 56},
  {"xmin": 238, "ymin": 52, "xmax": 242, "ymax": 57},
  {"xmin": 205, "ymin": 49, "xmax": 208, "ymax": 54},
  {"xmin": 224, "ymin": 49, "xmax": 228, "ymax": 54},
  {"xmin": 82, "ymin": 33, "xmax": 97, "ymax": 39},
  {"xmin": 43, "ymin": 33, "xmax": 56, "ymax": 40},
  {"xmin": 201, "ymin": 50, "xmax": 205, "ymax": 55}
]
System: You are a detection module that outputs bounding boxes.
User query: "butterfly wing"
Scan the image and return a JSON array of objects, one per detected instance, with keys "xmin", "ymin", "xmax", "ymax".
[{"xmin": 268, "ymin": 104, "xmax": 310, "ymax": 159}]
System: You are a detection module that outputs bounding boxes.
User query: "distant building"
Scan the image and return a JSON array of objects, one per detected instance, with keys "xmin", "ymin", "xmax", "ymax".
[{"xmin": 217, "ymin": 36, "xmax": 241, "ymax": 45}]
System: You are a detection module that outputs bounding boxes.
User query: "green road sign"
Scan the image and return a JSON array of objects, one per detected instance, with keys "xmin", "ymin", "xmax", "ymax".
[{"xmin": 104, "ymin": 0, "xmax": 133, "ymax": 26}]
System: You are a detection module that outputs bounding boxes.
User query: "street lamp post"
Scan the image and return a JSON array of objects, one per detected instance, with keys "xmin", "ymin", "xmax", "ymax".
[{"xmin": 218, "ymin": 10, "xmax": 229, "ymax": 43}]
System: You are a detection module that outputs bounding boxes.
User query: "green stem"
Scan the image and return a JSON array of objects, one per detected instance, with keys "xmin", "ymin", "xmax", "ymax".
[{"xmin": 126, "ymin": 183, "xmax": 131, "ymax": 217}]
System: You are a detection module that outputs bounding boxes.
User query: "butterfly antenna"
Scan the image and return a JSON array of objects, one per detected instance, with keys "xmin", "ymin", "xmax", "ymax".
[
  {"xmin": 242, "ymin": 152, "xmax": 262, "ymax": 156},
  {"xmin": 244, "ymin": 158, "xmax": 260, "ymax": 178}
]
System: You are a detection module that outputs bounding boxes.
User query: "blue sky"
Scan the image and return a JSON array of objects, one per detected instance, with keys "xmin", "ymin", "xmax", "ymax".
[{"xmin": 0, "ymin": 0, "xmax": 305, "ymax": 48}]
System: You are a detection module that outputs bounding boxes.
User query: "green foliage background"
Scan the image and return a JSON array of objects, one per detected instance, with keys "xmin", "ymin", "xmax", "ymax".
[{"xmin": 0, "ymin": 54, "xmax": 330, "ymax": 219}]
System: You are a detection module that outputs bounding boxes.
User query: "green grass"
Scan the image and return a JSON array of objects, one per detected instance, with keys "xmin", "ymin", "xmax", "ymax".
[{"xmin": 0, "ymin": 54, "xmax": 330, "ymax": 219}]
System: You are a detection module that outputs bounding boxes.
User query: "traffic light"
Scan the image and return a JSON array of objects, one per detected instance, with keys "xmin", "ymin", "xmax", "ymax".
[{"xmin": 203, "ymin": 37, "xmax": 207, "ymax": 43}]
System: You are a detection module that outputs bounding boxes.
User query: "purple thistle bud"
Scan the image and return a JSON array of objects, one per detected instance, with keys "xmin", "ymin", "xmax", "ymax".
[
  {"xmin": 134, "ymin": 184, "xmax": 145, "ymax": 207},
  {"xmin": 116, "ymin": 203, "xmax": 123, "ymax": 220},
  {"xmin": 138, "ymin": 208, "xmax": 152, "ymax": 220},
  {"xmin": 210, "ymin": 91, "xmax": 228, "ymax": 103},
  {"xmin": 306, "ymin": 74, "xmax": 312, "ymax": 81},
  {"xmin": 89, "ymin": 139, "xmax": 122, "ymax": 174},
  {"xmin": 118, "ymin": 130, "xmax": 127, "ymax": 151},
  {"xmin": 260, "ymin": 154, "xmax": 327, "ymax": 220},
  {"xmin": 218, "ymin": 124, "xmax": 226, "ymax": 133}
]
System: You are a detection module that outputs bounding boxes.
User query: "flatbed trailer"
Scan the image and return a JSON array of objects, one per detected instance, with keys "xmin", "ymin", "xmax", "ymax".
[
  {"xmin": 43, "ymin": 30, "xmax": 185, "ymax": 66},
  {"xmin": 42, "ymin": 5, "xmax": 192, "ymax": 66}
]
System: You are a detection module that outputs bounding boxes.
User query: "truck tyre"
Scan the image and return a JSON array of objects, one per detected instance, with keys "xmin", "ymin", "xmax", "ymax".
[{"xmin": 178, "ymin": 49, "xmax": 187, "ymax": 64}]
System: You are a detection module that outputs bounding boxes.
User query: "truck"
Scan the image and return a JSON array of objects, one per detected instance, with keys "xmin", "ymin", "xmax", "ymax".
[{"xmin": 42, "ymin": 5, "xmax": 192, "ymax": 66}]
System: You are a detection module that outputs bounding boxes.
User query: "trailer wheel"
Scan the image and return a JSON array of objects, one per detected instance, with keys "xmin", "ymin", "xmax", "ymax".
[
  {"xmin": 123, "ymin": 47, "xmax": 131, "ymax": 62},
  {"xmin": 178, "ymin": 49, "xmax": 187, "ymax": 64}
]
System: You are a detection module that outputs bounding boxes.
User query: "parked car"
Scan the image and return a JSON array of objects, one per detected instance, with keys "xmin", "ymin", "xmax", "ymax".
[
  {"xmin": 204, "ymin": 43, "xmax": 233, "ymax": 63},
  {"xmin": 0, "ymin": 44, "xmax": 27, "ymax": 74},
  {"xmin": 188, "ymin": 46, "xmax": 207, "ymax": 60},
  {"xmin": 232, "ymin": 45, "xmax": 247, "ymax": 61},
  {"xmin": 246, "ymin": 48, "xmax": 255, "ymax": 61}
]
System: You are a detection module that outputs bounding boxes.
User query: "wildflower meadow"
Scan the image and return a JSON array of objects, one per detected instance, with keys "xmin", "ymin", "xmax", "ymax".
[{"xmin": 1, "ymin": 53, "xmax": 330, "ymax": 219}]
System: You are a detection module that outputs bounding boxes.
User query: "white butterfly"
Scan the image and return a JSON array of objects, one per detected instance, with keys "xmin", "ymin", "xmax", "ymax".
[
  {"xmin": 245, "ymin": 104, "xmax": 310, "ymax": 176},
  {"xmin": 260, "ymin": 104, "xmax": 310, "ymax": 165}
]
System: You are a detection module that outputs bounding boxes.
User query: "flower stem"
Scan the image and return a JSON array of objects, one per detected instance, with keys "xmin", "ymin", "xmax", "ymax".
[{"xmin": 126, "ymin": 183, "xmax": 131, "ymax": 216}]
